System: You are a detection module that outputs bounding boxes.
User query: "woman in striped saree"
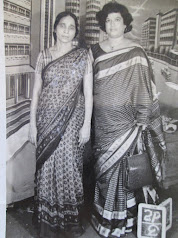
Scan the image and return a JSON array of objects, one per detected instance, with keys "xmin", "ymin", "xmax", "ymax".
[
  {"xmin": 29, "ymin": 12, "xmax": 93, "ymax": 237},
  {"xmin": 90, "ymin": 2, "xmax": 166, "ymax": 237}
]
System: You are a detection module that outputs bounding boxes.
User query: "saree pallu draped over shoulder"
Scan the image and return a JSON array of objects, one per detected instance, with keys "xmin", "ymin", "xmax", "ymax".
[
  {"xmin": 36, "ymin": 48, "xmax": 88, "ymax": 171},
  {"xmin": 91, "ymin": 45, "xmax": 164, "ymax": 238}
]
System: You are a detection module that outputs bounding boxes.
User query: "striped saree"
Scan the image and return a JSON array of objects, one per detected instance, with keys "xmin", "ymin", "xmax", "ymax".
[{"xmin": 91, "ymin": 44, "xmax": 165, "ymax": 237}]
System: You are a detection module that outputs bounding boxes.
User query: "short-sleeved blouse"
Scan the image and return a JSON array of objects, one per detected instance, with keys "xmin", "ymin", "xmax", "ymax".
[{"xmin": 35, "ymin": 49, "xmax": 52, "ymax": 74}]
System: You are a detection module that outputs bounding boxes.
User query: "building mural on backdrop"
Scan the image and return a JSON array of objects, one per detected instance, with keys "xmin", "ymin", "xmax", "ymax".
[
  {"xmin": 4, "ymin": 0, "xmax": 35, "ymax": 204},
  {"xmin": 4, "ymin": 0, "xmax": 178, "ymax": 204},
  {"xmin": 4, "ymin": 0, "xmax": 56, "ymax": 204}
]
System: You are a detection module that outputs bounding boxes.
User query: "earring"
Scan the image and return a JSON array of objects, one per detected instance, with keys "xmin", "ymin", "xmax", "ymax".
[
  {"xmin": 124, "ymin": 26, "xmax": 128, "ymax": 33},
  {"xmin": 124, "ymin": 25, "xmax": 132, "ymax": 34},
  {"xmin": 72, "ymin": 38, "xmax": 78, "ymax": 47}
]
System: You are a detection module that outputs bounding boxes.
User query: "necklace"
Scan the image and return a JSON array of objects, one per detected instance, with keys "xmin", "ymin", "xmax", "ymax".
[
  {"xmin": 110, "ymin": 45, "xmax": 115, "ymax": 51},
  {"xmin": 108, "ymin": 36, "xmax": 125, "ymax": 51},
  {"xmin": 110, "ymin": 44, "xmax": 118, "ymax": 51}
]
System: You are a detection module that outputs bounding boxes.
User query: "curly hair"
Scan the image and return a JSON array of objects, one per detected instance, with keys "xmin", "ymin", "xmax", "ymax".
[
  {"xmin": 96, "ymin": 2, "xmax": 133, "ymax": 33},
  {"xmin": 53, "ymin": 11, "xmax": 79, "ymax": 42}
]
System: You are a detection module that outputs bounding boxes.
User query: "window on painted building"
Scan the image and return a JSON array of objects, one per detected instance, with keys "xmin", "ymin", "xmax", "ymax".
[
  {"xmin": 18, "ymin": 74, "xmax": 26, "ymax": 97},
  {"xmin": 25, "ymin": 27, "xmax": 30, "ymax": 34},
  {"xmin": 4, "ymin": 2, "xmax": 9, "ymax": 10},
  {"xmin": 9, "ymin": 46, "xmax": 17, "ymax": 55},
  {"xmin": 4, "ymin": 22, "xmax": 8, "ymax": 32},
  {"xmin": 10, "ymin": 4, "xmax": 17, "ymax": 13},
  {"xmin": 9, "ymin": 23, "xmax": 18, "ymax": 33},
  {"xmin": 10, "ymin": 76, "xmax": 15, "ymax": 98},
  {"xmin": 18, "ymin": 45, "xmax": 24, "ymax": 55},
  {"xmin": 5, "ymin": 45, "xmax": 8, "ymax": 56},
  {"xmin": 26, "ymin": 11, "xmax": 30, "ymax": 18},
  {"xmin": 19, "ymin": 8, "xmax": 25, "ymax": 16},
  {"xmin": 25, "ymin": 46, "xmax": 30, "ymax": 55},
  {"xmin": 19, "ymin": 25, "xmax": 24, "ymax": 33}
]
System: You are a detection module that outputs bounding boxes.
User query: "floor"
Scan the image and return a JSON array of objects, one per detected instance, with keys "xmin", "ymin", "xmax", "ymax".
[{"xmin": 6, "ymin": 180, "xmax": 178, "ymax": 238}]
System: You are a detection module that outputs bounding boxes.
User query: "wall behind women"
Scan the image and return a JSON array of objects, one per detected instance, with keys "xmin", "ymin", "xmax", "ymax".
[{"xmin": 30, "ymin": 0, "xmax": 41, "ymax": 69}]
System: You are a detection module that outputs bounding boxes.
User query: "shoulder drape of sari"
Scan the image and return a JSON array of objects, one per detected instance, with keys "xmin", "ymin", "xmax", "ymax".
[{"xmin": 36, "ymin": 48, "xmax": 88, "ymax": 171}]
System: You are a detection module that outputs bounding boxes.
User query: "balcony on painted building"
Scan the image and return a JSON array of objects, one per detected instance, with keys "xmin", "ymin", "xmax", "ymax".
[{"xmin": 5, "ymin": 44, "xmax": 30, "ymax": 66}]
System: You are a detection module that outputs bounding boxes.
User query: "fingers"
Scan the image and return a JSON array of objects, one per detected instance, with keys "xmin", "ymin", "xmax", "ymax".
[
  {"xmin": 34, "ymin": 139, "xmax": 37, "ymax": 148},
  {"xmin": 78, "ymin": 138, "xmax": 89, "ymax": 146},
  {"xmin": 28, "ymin": 133, "xmax": 37, "ymax": 147},
  {"xmin": 28, "ymin": 125, "xmax": 37, "ymax": 147},
  {"xmin": 78, "ymin": 136, "xmax": 90, "ymax": 146},
  {"xmin": 78, "ymin": 127, "xmax": 90, "ymax": 146},
  {"xmin": 29, "ymin": 137, "xmax": 37, "ymax": 147},
  {"xmin": 137, "ymin": 123, "xmax": 147, "ymax": 131}
]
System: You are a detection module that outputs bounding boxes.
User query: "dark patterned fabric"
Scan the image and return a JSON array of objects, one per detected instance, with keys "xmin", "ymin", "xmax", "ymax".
[
  {"xmin": 91, "ymin": 44, "xmax": 165, "ymax": 237},
  {"xmin": 36, "ymin": 48, "xmax": 88, "ymax": 170},
  {"xmin": 33, "ymin": 48, "xmax": 88, "ymax": 235}
]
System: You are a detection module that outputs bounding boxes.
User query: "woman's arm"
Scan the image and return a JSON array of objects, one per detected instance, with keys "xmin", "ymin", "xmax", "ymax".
[
  {"xmin": 79, "ymin": 53, "xmax": 93, "ymax": 146},
  {"xmin": 29, "ymin": 73, "xmax": 42, "ymax": 147}
]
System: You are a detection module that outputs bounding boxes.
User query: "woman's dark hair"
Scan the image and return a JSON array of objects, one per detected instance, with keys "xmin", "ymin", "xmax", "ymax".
[
  {"xmin": 96, "ymin": 2, "xmax": 133, "ymax": 33},
  {"xmin": 53, "ymin": 11, "xmax": 79, "ymax": 42}
]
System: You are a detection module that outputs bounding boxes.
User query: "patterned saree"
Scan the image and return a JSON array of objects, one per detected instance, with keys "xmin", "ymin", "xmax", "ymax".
[
  {"xmin": 91, "ymin": 44, "xmax": 165, "ymax": 238},
  {"xmin": 33, "ymin": 48, "xmax": 88, "ymax": 235}
]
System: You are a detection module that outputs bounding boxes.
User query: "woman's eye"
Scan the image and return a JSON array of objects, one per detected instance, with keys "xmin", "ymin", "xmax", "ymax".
[
  {"xmin": 116, "ymin": 18, "xmax": 120, "ymax": 21},
  {"xmin": 106, "ymin": 19, "xmax": 110, "ymax": 23},
  {"xmin": 69, "ymin": 26, "xmax": 75, "ymax": 30},
  {"xmin": 59, "ymin": 23, "xmax": 65, "ymax": 28}
]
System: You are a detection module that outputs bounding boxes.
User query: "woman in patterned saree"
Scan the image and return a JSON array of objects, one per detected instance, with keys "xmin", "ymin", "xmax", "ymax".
[
  {"xmin": 29, "ymin": 12, "xmax": 93, "ymax": 238},
  {"xmin": 90, "ymin": 2, "xmax": 166, "ymax": 238}
]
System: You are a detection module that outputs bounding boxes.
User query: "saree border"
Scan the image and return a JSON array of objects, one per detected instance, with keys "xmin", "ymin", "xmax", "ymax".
[{"xmin": 95, "ymin": 126, "xmax": 140, "ymax": 179}]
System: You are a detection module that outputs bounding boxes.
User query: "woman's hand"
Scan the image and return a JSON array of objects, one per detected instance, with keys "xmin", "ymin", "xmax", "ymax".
[
  {"xmin": 137, "ymin": 123, "xmax": 147, "ymax": 131},
  {"xmin": 29, "ymin": 123, "xmax": 37, "ymax": 147},
  {"xmin": 78, "ymin": 124, "xmax": 91, "ymax": 146},
  {"xmin": 159, "ymin": 141, "xmax": 167, "ymax": 151},
  {"xmin": 159, "ymin": 141, "xmax": 168, "ymax": 162}
]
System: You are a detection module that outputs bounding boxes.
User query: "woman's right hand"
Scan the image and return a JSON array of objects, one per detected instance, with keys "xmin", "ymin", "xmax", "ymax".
[
  {"xmin": 29, "ymin": 123, "xmax": 37, "ymax": 147},
  {"xmin": 137, "ymin": 122, "xmax": 147, "ymax": 131}
]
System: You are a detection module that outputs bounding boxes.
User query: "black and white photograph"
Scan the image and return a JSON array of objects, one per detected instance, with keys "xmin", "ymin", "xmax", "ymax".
[{"xmin": 1, "ymin": 0, "xmax": 178, "ymax": 237}]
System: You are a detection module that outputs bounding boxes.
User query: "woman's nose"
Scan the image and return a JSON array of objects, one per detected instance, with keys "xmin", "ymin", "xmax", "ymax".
[
  {"xmin": 110, "ymin": 21, "xmax": 114, "ymax": 27},
  {"xmin": 64, "ymin": 27, "xmax": 69, "ymax": 34}
]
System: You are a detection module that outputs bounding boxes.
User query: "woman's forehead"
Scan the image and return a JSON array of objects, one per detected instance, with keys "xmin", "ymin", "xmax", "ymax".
[
  {"xmin": 59, "ymin": 15, "xmax": 75, "ymax": 25},
  {"xmin": 107, "ymin": 12, "xmax": 122, "ymax": 19}
]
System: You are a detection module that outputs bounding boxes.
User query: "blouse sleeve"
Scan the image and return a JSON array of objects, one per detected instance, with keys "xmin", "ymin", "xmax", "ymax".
[
  {"xmin": 35, "ymin": 51, "xmax": 44, "ymax": 75},
  {"xmin": 84, "ymin": 50, "xmax": 93, "ymax": 76},
  {"xmin": 88, "ymin": 47, "xmax": 94, "ymax": 64}
]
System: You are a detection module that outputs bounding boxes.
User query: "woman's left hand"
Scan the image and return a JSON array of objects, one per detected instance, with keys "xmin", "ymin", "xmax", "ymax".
[
  {"xmin": 159, "ymin": 141, "xmax": 168, "ymax": 162},
  {"xmin": 79, "ymin": 124, "xmax": 91, "ymax": 146},
  {"xmin": 137, "ymin": 123, "xmax": 147, "ymax": 131}
]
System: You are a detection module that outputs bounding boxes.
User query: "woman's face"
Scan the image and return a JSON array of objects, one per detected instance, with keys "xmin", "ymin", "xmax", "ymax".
[
  {"xmin": 55, "ymin": 15, "xmax": 76, "ymax": 43},
  {"xmin": 105, "ymin": 12, "xmax": 126, "ymax": 38}
]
